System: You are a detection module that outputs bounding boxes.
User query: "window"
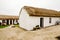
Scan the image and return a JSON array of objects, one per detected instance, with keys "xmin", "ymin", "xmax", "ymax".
[
  {"xmin": 49, "ymin": 18, "xmax": 51, "ymax": 23},
  {"xmin": 2, "ymin": 20, "xmax": 5, "ymax": 23}
]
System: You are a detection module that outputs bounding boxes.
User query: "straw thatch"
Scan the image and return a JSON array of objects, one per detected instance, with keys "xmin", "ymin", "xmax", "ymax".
[
  {"xmin": 23, "ymin": 6, "xmax": 60, "ymax": 17},
  {"xmin": 0, "ymin": 15, "xmax": 19, "ymax": 20},
  {"xmin": 59, "ymin": 11, "xmax": 60, "ymax": 13}
]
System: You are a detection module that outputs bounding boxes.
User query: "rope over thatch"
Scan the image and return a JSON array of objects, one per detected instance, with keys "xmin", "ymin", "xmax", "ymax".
[{"xmin": 23, "ymin": 6, "xmax": 60, "ymax": 17}]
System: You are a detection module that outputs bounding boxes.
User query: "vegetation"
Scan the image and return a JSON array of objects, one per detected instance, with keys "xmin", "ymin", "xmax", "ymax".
[
  {"xmin": 14, "ymin": 24, "xmax": 19, "ymax": 27},
  {"xmin": 0, "ymin": 25, "xmax": 9, "ymax": 28},
  {"xmin": 0, "ymin": 24, "xmax": 19, "ymax": 28}
]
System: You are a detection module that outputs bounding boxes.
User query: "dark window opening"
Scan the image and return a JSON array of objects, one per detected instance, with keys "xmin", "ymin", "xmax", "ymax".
[
  {"xmin": 16, "ymin": 20, "xmax": 18, "ymax": 22},
  {"xmin": 2, "ymin": 20, "xmax": 5, "ymax": 23},
  {"xmin": 10, "ymin": 20, "xmax": 12, "ymax": 24},
  {"xmin": 7, "ymin": 19, "xmax": 9, "ymax": 25}
]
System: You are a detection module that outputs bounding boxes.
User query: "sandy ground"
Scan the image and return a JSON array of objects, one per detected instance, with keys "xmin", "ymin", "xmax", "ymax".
[{"xmin": 0, "ymin": 25, "xmax": 60, "ymax": 40}]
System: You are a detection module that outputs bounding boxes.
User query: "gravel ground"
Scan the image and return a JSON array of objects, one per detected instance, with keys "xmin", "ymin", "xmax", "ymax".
[{"xmin": 0, "ymin": 25, "xmax": 60, "ymax": 40}]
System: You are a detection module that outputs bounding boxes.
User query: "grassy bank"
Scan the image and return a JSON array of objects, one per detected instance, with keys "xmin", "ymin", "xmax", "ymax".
[
  {"xmin": 14, "ymin": 24, "xmax": 19, "ymax": 27},
  {"xmin": 0, "ymin": 24, "xmax": 19, "ymax": 28},
  {"xmin": 0, "ymin": 25, "xmax": 9, "ymax": 28}
]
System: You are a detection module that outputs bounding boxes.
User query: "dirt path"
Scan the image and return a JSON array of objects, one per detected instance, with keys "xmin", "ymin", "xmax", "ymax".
[{"xmin": 0, "ymin": 25, "xmax": 60, "ymax": 40}]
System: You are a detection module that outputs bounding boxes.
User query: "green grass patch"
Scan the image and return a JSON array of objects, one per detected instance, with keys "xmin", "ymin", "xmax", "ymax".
[
  {"xmin": 14, "ymin": 24, "xmax": 19, "ymax": 27},
  {"xmin": 0, "ymin": 25, "xmax": 9, "ymax": 28}
]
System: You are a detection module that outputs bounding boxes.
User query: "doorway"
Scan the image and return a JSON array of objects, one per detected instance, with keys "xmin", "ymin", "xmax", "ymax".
[
  {"xmin": 40, "ymin": 18, "xmax": 43, "ymax": 27},
  {"xmin": 10, "ymin": 20, "xmax": 12, "ymax": 25},
  {"xmin": 7, "ymin": 19, "xmax": 9, "ymax": 25}
]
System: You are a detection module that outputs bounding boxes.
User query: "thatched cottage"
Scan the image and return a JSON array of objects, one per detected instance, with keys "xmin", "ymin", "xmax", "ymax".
[
  {"xmin": 0, "ymin": 15, "xmax": 19, "ymax": 25},
  {"xmin": 19, "ymin": 6, "xmax": 60, "ymax": 30}
]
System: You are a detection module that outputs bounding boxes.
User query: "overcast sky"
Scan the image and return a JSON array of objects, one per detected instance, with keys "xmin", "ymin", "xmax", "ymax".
[{"xmin": 0, "ymin": 0, "xmax": 60, "ymax": 16}]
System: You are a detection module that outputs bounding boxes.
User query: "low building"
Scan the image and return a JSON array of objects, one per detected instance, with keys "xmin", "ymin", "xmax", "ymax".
[
  {"xmin": 0, "ymin": 15, "xmax": 19, "ymax": 25},
  {"xmin": 19, "ymin": 6, "xmax": 60, "ymax": 30}
]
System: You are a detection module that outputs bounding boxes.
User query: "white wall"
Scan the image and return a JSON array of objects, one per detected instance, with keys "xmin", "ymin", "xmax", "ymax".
[
  {"xmin": 30, "ymin": 16, "xmax": 40, "ymax": 28},
  {"xmin": 14, "ymin": 20, "xmax": 17, "ymax": 24},
  {"xmin": 19, "ymin": 8, "xmax": 32, "ymax": 30},
  {"xmin": 44, "ymin": 17, "xmax": 59, "ymax": 27}
]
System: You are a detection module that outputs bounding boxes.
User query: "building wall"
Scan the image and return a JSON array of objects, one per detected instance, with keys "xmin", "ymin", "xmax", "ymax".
[
  {"xmin": 44, "ymin": 17, "xmax": 59, "ymax": 27},
  {"xmin": 19, "ymin": 8, "xmax": 31, "ymax": 30},
  {"xmin": 0, "ymin": 19, "xmax": 18, "ymax": 25},
  {"xmin": 0, "ymin": 20, "xmax": 2, "ymax": 23},
  {"xmin": 30, "ymin": 16, "xmax": 40, "ymax": 28},
  {"xmin": 30, "ymin": 17, "xmax": 60, "ymax": 27},
  {"xmin": 29, "ymin": 17, "xmax": 60, "ymax": 29}
]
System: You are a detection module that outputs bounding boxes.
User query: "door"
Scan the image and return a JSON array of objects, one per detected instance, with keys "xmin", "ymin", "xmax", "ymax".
[
  {"xmin": 7, "ymin": 19, "xmax": 9, "ymax": 25},
  {"xmin": 10, "ymin": 20, "xmax": 12, "ymax": 24},
  {"xmin": 40, "ymin": 18, "xmax": 43, "ymax": 27}
]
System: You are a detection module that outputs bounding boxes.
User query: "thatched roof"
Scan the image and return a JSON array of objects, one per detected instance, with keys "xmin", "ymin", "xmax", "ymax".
[
  {"xmin": 0, "ymin": 15, "xmax": 19, "ymax": 20},
  {"xmin": 59, "ymin": 11, "xmax": 60, "ymax": 12},
  {"xmin": 23, "ymin": 6, "xmax": 60, "ymax": 17}
]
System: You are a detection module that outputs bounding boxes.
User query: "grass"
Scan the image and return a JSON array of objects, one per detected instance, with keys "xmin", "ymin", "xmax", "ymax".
[
  {"xmin": 0, "ymin": 25, "xmax": 9, "ymax": 28},
  {"xmin": 14, "ymin": 24, "xmax": 19, "ymax": 27},
  {"xmin": 0, "ymin": 24, "xmax": 19, "ymax": 28}
]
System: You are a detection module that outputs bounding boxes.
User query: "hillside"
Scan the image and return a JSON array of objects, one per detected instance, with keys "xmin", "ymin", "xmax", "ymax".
[{"xmin": 0, "ymin": 25, "xmax": 60, "ymax": 40}]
